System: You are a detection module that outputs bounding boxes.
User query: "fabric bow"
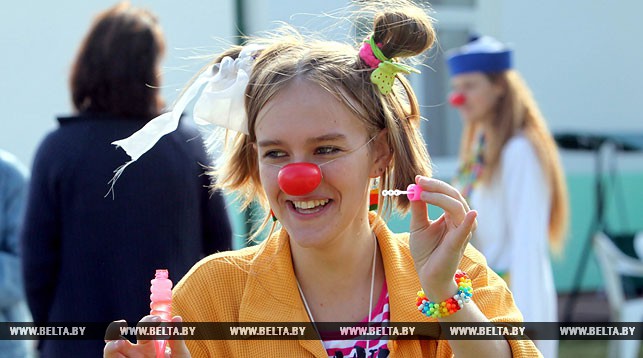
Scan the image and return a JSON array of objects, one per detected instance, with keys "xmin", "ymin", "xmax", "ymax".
[{"xmin": 107, "ymin": 44, "xmax": 264, "ymax": 195}]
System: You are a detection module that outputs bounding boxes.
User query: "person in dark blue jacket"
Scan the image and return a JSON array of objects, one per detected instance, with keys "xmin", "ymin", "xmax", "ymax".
[{"xmin": 20, "ymin": 3, "xmax": 232, "ymax": 357}]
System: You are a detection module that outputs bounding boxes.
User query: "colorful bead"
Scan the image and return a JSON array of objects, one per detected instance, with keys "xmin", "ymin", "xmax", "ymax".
[
  {"xmin": 416, "ymin": 270, "xmax": 472, "ymax": 319},
  {"xmin": 369, "ymin": 188, "xmax": 379, "ymax": 211}
]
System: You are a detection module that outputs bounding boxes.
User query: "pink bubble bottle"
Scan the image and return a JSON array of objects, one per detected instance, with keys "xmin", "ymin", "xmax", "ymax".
[{"xmin": 150, "ymin": 269, "xmax": 172, "ymax": 358}]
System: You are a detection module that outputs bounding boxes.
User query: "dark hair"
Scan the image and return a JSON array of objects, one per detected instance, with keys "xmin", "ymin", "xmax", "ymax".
[{"xmin": 70, "ymin": 2, "xmax": 165, "ymax": 119}]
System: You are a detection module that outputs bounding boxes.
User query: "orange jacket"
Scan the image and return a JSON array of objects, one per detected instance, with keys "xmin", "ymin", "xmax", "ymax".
[{"xmin": 173, "ymin": 212, "xmax": 541, "ymax": 357}]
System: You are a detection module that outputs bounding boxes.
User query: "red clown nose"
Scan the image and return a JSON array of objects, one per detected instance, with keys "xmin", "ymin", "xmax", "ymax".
[
  {"xmin": 278, "ymin": 162, "xmax": 322, "ymax": 196},
  {"xmin": 449, "ymin": 92, "xmax": 466, "ymax": 107}
]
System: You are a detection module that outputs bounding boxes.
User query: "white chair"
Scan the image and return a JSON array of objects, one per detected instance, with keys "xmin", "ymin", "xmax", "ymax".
[
  {"xmin": 593, "ymin": 231, "xmax": 643, "ymax": 358},
  {"xmin": 634, "ymin": 231, "xmax": 643, "ymax": 260}
]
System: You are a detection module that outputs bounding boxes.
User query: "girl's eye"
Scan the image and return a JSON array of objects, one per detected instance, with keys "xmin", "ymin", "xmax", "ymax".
[
  {"xmin": 264, "ymin": 150, "xmax": 287, "ymax": 158},
  {"xmin": 315, "ymin": 146, "xmax": 341, "ymax": 155}
]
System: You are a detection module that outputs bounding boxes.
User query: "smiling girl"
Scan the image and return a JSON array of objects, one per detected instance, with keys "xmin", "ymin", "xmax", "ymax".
[{"xmin": 104, "ymin": 2, "xmax": 541, "ymax": 357}]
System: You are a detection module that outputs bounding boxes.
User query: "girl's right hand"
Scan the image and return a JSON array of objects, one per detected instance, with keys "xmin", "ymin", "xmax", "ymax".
[{"xmin": 104, "ymin": 315, "xmax": 191, "ymax": 358}]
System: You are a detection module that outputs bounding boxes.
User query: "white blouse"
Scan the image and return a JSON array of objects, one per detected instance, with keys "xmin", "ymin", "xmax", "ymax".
[{"xmin": 469, "ymin": 135, "xmax": 558, "ymax": 357}]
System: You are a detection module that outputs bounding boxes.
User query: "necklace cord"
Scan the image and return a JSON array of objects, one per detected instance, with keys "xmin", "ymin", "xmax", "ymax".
[{"xmin": 295, "ymin": 232, "xmax": 378, "ymax": 352}]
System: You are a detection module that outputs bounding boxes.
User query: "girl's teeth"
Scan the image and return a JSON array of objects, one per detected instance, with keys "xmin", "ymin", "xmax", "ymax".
[{"xmin": 293, "ymin": 199, "xmax": 329, "ymax": 209}]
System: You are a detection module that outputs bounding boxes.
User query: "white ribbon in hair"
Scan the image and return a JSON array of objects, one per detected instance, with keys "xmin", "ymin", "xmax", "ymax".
[{"xmin": 107, "ymin": 44, "xmax": 263, "ymax": 195}]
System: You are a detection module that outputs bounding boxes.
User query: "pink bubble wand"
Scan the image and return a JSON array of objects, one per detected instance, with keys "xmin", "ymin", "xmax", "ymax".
[
  {"xmin": 381, "ymin": 183, "xmax": 422, "ymax": 201},
  {"xmin": 150, "ymin": 269, "xmax": 173, "ymax": 358}
]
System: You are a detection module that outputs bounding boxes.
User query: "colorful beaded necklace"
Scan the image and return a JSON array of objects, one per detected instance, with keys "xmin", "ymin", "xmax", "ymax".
[{"xmin": 454, "ymin": 134, "xmax": 485, "ymax": 200}]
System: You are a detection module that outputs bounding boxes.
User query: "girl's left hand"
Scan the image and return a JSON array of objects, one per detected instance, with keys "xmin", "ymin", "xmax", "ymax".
[{"xmin": 408, "ymin": 176, "xmax": 478, "ymax": 302}]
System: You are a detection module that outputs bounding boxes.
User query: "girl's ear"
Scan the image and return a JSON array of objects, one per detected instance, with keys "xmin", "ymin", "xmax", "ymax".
[{"xmin": 369, "ymin": 129, "xmax": 393, "ymax": 178}]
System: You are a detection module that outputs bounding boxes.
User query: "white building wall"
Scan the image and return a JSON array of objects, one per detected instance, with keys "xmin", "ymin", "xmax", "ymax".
[
  {"xmin": 476, "ymin": 0, "xmax": 643, "ymax": 133},
  {"xmin": 244, "ymin": 0, "xmax": 359, "ymax": 44}
]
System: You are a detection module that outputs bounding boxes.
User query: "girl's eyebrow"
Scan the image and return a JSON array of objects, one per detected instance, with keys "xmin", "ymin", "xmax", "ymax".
[
  {"xmin": 257, "ymin": 133, "xmax": 347, "ymax": 147},
  {"xmin": 256, "ymin": 139, "xmax": 283, "ymax": 147},
  {"xmin": 309, "ymin": 133, "xmax": 347, "ymax": 143}
]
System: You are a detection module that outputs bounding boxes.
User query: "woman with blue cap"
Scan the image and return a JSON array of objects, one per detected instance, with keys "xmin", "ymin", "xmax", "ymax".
[{"xmin": 446, "ymin": 35, "xmax": 569, "ymax": 357}]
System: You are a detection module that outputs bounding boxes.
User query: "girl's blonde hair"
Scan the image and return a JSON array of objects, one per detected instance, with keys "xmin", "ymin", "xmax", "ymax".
[
  {"xmin": 458, "ymin": 70, "xmax": 569, "ymax": 252},
  {"xmin": 207, "ymin": 1, "xmax": 436, "ymax": 236}
]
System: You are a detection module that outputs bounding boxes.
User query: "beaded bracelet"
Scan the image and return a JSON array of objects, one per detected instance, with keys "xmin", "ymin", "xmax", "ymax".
[{"xmin": 416, "ymin": 270, "xmax": 473, "ymax": 318}]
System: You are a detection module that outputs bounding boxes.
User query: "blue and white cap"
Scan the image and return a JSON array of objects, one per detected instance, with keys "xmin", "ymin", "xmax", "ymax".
[{"xmin": 446, "ymin": 36, "xmax": 512, "ymax": 76}]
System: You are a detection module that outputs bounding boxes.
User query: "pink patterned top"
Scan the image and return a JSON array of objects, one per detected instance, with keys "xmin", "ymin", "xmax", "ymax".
[{"xmin": 320, "ymin": 280, "xmax": 390, "ymax": 358}]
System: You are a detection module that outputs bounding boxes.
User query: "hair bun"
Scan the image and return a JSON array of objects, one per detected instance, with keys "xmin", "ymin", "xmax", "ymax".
[{"xmin": 371, "ymin": 4, "xmax": 435, "ymax": 60}]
